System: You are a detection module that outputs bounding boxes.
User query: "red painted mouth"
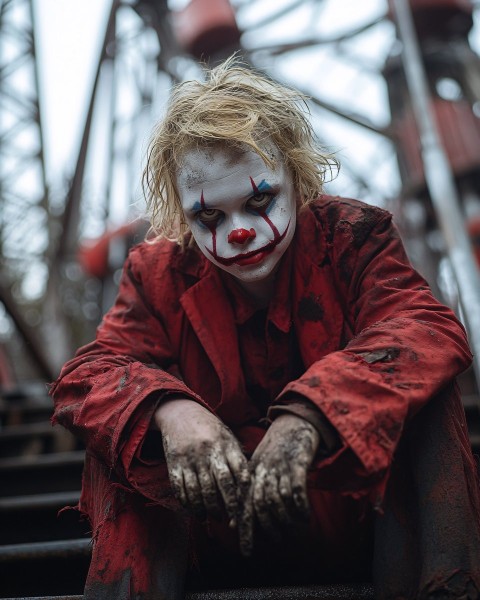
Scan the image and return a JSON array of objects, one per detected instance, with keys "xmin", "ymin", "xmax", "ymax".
[
  {"xmin": 206, "ymin": 220, "xmax": 291, "ymax": 266},
  {"xmin": 235, "ymin": 250, "xmax": 268, "ymax": 266}
]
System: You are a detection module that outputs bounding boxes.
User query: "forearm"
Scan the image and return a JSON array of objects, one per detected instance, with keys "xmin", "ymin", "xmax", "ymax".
[{"xmin": 268, "ymin": 397, "xmax": 341, "ymax": 457}]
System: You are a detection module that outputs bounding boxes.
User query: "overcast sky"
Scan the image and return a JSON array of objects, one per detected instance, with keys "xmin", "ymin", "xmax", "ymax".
[{"xmin": 32, "ymin": 0, "xmax": 480, "ymax": 214}]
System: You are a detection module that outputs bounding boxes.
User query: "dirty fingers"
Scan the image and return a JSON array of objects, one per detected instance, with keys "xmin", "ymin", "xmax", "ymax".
[
  {"xmin": 249, "ymin": 414, "xmax": 320, "ymax": 535},
  {"xmin": 155, "ymin": 398, "xmax": 250, "ymax": 521}
]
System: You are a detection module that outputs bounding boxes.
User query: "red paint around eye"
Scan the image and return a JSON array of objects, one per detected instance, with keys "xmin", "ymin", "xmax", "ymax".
[
  {"xmin": 227, "ymin": 228, "xmax": 256, "ymax": 244},
  {"xmin": 201, "ymin": 190, "xmax": 217, "ymax": 256},
  {"xmin": 249, "ymin": 177, "xmax": 280, "ymax": 238},
  {"xmin": 202, "ymin": 180, "xmax": 289, "ymax": 266}
]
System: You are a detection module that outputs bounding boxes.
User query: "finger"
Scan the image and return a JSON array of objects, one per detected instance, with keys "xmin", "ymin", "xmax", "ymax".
[
  {"xmin": 290, "ymin": 464, "xmax": 310, "ymax": 520},
  {"xmin": 264, "ymin": 471, "xmax": 291, "ymax": 525},
  {"xmin": 238, "ymin": 486, "xmax": 255, "ymax": 557},
  {"xmin": 226, "ymin": 445, "xmax": 250, "ymax": 496},
  {"xmin": 197, "ymin": 467, "xmax": 222, "ymax": 517},
  {"xmin": 279, "ymin": 473, "xmax": 293, "ymax": 506},
  {"xmin": 279, "ymin": 472, "xmax": 296, "ymax": 522},
  {"xmin": 253, "ymin": 465, "xmax": 280, "ymax": 540},
  {"xmin": 183, "ymin": 468, "xmax": 205, "ymax": 516},
  {"xmin": 169, "ymin": 465, "xmax": 188, "ymax": 509},
  {"xmin": 225, "ymin": 447, "xmax": 251, "ymax": 528},
  {"xmin": 212, "ymin": 461, "xmax": 239, "ymax": 523}
]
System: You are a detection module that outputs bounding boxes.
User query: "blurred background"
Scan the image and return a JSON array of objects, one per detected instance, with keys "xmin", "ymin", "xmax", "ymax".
[
  {"xmin": 1, "ymin": 0, "xmax": 480, "ymax": 384},
  {"xmin": 1, "ymin": 1, "xmax": 480, "ymax": 596}
]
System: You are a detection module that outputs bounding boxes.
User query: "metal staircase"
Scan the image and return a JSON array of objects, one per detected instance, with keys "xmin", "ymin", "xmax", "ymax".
[{"xmin": 0, "ymin": 384, "xmax": 89, "ymax": 597}]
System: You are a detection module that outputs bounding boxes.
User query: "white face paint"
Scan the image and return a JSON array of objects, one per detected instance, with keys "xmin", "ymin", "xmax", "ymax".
[{"xmin": 176, "ymin": 145, "xmax": 297, "ymax": 295}]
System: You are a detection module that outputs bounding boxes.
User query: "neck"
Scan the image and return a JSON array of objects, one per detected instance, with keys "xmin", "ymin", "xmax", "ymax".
[{"xmin": 237, "ymin": 276, "xmax": 276, "ymax": 308}]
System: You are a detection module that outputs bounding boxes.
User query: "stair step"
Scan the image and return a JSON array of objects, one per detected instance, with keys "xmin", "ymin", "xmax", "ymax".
[
  {"xmin": 0, "ymin": 538, "xmax": 90, "ymax": 562},
  {"xmin": 0, "ymin": 451, "xmax": 84, "ymax": 497},
  {"xmin": 0, "ymin": 422, "xmax": 55, "ymax": 457},
  {"xmin": 0, "ymin": 390, "xmax": 52, "ymax": 424},
  {"xmin": 0, "ymin": 539, "xmax": 375, "ymax": 598},
  {"xmin": 463, "ymin": 394, "xmax": 480, "ymax": 411},
  {"xmin": 0, "ymin": 583, "xmax": 376, "ymax": 599},
  {"xmin": 2, "ymin": 597, "xmax": 82, "ymax": 600},
  {"xmin": 0, "ymin": 382, "xmax": 50, "ymax": 402},
  {"xmin": 0, "ymin": 422, "xmax": 77, "ymax": 458},
  {"xmin": 0, "ymin": 539, "xmax": 90, "ymax": 596},
  {"xmin": 0, "ymin": 491, "xmax": 80, "ymax": 511},
  {"xmin": 0, "ymin": 422, "xmax": 54, "ymax": 440},
  {"xmin": 0, "ymin": 491, "xmax": 85, "ymax": 545},
  {"xmin": 470, "ymin": 432, "xmax": 480, "ymax": 453},
  {"xmin": 0, "ymin": 450, "xmax": 85, "ymax": 470}
]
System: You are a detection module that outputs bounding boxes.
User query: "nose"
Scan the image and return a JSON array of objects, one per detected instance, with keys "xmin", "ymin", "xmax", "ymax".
[{"xmin": 227, "ymin": 228, "xmax": 256, "ymax": 245}]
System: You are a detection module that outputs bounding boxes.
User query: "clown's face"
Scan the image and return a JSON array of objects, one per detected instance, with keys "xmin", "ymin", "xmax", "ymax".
[{"xmin": 176, "ymin": 145, "xmax": 297, "ymax": 294}]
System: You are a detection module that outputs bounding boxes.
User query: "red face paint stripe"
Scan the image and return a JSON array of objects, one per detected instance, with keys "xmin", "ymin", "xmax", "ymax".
[
  {"xmin": 249, "ymin": 176, "xmax": 280, "ymax": 238},
  {"xmin": 200, "ymin": 190, "xmax": 217, "ymax": 256}
]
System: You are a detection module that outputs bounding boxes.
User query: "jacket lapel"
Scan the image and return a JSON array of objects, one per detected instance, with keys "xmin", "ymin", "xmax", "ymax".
[{"xmin": 179, "ymin": 266, "xmax": 248, "ymax": 413}]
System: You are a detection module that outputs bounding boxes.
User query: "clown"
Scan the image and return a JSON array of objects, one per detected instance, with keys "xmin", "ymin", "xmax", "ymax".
[
  {"xmin": 51, "ymin": 58, "xmax": 480, "ymax": 600},
  {"xmin": 177, "ymin": 144, "xmax": 297, "ymax": 303}
]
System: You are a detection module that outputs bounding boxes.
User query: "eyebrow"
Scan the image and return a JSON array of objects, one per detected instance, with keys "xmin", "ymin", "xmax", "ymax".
[
  {"xmin": 190, "ymin": 200, "xmax": 203, "ymax": 212},
  {"xmin": 252, "ymin": 178, "xmax": 274, "ymax": 193},
  {"xmin": 257, "ymin": 179, "xmax": 273, "ymax": 192},
  {"xmin": 188, "ymin": 190, "xmax": 208, "ymax": 213}
]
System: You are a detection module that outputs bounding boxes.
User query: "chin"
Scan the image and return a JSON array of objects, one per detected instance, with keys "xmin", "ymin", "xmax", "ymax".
[{"xmin": 223, "ymin": 257, "xmax": 280, "ymax": 284}]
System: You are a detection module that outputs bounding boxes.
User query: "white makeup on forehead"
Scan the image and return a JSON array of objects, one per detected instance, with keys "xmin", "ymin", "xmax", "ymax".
[
  {"xmin": 176, "ymin": 144, "xmax": 297, "ymax": 301},
  {"xmin": 178, "ymin": 146, "xmax": 279, "ymax": 204}
]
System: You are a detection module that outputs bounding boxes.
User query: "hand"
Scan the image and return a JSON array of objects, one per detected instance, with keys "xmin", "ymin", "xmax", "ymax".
[
  {"xmin": 154, "ymin": 399, "xmax": 250, "ymax": 524},
  {"xmin": 238, "ymin": 413, "xmax": 320, "ymax": 556}
]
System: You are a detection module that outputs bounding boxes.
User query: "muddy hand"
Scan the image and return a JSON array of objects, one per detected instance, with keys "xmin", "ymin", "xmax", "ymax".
[
  {"xmin": 154, "ymin": 399, "xmax": 250, "ymax": 523},
  {"xmin": 248, "ymin": 413, "xmax": 320, "ymax": 539}
]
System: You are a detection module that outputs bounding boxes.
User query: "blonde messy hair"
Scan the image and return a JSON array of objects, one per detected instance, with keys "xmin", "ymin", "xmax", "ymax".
[{"xmin": 143, "ymin": 56, "xmax": 339, "ymax": 244}]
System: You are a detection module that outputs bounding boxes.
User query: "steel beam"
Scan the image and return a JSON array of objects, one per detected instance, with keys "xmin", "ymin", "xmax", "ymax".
[{"xmin": 391, "ymin": 0, "xmax": 480, "ymax": 389}]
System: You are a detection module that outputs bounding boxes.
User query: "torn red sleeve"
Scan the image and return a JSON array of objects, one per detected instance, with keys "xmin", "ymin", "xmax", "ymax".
[
  {"xmin": 278, "ymin": 208, "xmax": 472, "ymax": 505},
  {"xmin": 50, "ymin": 247, "xmax": 210, "ymax": 490}
]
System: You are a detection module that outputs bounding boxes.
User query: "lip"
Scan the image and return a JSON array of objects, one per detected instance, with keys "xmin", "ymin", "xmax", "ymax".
[
  {"xmin": 235, "ymin": 250, "xmax": 269, "ymax": 266},
  {"xmin": 206, "ymin": 220, "xmax": 290, "ymax": 266}
]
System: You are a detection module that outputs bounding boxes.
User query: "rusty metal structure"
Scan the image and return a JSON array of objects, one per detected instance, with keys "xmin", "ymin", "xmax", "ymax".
[
  {"xmin": 0, "ymin": 0, "xmax": 55, "ymax": 380},
  {"xmin": 386, "ymin": 0, "xmax": 480, "ymax": 382},
  {"xmin": 0, "ymin": 0, "xmax": 479, "ymax": 377},
  {"xmin": 1, "ymin": 0, "xmax": 480, "ymax": 382}
]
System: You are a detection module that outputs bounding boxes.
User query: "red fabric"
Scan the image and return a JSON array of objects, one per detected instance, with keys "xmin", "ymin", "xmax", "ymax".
[{"xmin": 50, "ymin": 196, "xmax": 476, "ymax": 594}]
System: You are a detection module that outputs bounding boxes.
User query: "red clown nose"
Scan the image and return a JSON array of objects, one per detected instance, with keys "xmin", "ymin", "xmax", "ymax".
[{"xmin": 227, "ymin": 228, "xmax": 256, "ymax": 244}]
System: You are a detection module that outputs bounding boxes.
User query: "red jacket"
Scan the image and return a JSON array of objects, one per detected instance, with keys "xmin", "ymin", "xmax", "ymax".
[
  {"xmin": 51, "ymin": 195, "xmax": 480, "ymax": 596},
  {"xmin": 51, "ymin": 195, "xmax": 472, "ymax": 512}
]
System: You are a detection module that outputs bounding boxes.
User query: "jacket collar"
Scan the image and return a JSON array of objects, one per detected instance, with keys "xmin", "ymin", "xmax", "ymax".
[{"xmin": 179, "ymin": 260, "xmax": 244, "ymax": 405}]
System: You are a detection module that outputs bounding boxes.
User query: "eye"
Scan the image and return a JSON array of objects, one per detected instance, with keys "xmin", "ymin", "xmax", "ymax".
[
  {"xmin": 247, "ymin": 192, "xmax": 273, "ymax": 210},
  {"xmin": 197, "ymin": 208, "xmax": 222, "ymax": 224}
]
